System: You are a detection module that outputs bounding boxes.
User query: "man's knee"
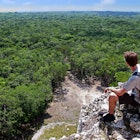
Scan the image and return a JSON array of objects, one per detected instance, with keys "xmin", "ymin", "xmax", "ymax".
[{"xmin": 109, "ymin": 93, "xmax": 118, "ymax": 102}]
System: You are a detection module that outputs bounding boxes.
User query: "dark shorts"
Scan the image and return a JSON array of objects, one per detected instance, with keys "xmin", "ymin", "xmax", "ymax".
[{"xmin": 119, "ymin": 93, "xmax": 139, "ymax": 106}]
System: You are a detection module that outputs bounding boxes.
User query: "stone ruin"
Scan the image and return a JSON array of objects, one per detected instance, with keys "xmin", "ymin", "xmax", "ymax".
[{"xmin": 56, "ymin": 93, "xmax": 140, "ymax": 140}]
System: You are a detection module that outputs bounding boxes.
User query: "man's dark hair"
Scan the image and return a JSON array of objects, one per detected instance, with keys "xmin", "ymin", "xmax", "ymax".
[{"xmin": 124, "ymin": 51, "xmax": 138, "ymax": 66}]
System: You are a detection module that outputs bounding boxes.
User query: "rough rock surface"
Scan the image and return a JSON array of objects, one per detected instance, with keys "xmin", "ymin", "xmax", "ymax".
[{"xmin": 57, "ymin": 93, "xmax": 140, "ymax": 140}]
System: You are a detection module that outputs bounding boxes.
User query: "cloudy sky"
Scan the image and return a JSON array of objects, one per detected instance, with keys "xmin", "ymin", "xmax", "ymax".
[{"xmin": 0, "ymin": 0, "xmax": 140, "ymax": 12}]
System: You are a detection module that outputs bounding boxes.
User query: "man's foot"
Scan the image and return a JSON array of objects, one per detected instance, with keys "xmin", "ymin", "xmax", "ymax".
[
  {"xmin": 98, "ymin": 110, "xmax": 107, "ymax": 116},
  {"xmin": 100, "ymin": 113, "xmax": 115, "ymax": 122}
]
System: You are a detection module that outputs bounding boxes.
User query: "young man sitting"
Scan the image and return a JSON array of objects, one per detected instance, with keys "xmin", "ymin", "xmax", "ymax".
[{"xmin": 102, "ymin": 51, "xmax": 140, "ymax": 122}]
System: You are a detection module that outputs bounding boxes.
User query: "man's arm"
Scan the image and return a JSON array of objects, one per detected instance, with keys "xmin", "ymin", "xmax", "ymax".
[{"xmin": 104, "ymin": 87, "xmax": 127, "ymax": 96}]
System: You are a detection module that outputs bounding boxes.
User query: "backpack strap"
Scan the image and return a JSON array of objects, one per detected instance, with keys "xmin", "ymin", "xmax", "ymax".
[
  {"xmin": 133, "ymin": 72, "xmax": 140, "ymax": 77},
  {"xmin": 131, "ymin": 72, "xmax": 140, "ymax": 105},
  {"xmin": 133, "ymin": 72, "xmax": 140, "ymax": 95}
]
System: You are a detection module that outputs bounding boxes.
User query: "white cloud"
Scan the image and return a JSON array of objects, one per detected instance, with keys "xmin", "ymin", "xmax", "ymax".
[
  {"xmin": 100, "ymin": 0, "xmax": 115, "ymax": 5},
  {"xmin": 91, "ymin": 0, "xmax": 116, "ymax": 11},
  {"xmin": 23, "ymin": 2, "xmax": 32, "ymax": 6}
]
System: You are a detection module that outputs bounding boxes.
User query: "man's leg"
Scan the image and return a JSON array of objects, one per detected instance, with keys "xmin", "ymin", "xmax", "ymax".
[
  {"xmin": 109, "ymin": 92, "xmax": 119, "ymax": 114},
  {"xmin": 101, "ymin": 92, "xmax": 118, "ymax": 122}
]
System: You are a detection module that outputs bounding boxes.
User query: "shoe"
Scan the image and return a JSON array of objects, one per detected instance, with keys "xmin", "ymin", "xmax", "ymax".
[
  {"xmin": 98, "ymin": 110, "xmax": 107, "ymax": 116},
  {"xmin": 101, "ymin": 113, "xmax": 115, "ymax": 122}
]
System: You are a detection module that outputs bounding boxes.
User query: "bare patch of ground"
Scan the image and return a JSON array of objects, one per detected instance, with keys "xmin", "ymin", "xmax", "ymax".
[
  {"xmin": 44, "ymin": 75, "xmax": 104, "ymax": 124},
  {"xmin": 32, "ymin": 74, "xmax": 104, "ymax": 140}
]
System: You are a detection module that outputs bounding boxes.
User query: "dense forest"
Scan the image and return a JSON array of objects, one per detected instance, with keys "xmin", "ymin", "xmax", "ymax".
[{"xmin": 0, "ymin": 11, "xmax": 140, "ymax": 139}]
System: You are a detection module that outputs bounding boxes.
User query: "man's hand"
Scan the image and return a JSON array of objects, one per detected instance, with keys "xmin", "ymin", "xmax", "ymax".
[
  {"xmin": 104, "ymin": 87, "xmax": 111, "ymax": 93},
  {"xmin": 104, "ymin": 87, "xmax": 127, "ymax": 96}
]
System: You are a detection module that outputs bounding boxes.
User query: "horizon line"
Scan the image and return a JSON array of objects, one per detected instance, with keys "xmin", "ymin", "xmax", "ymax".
[{"xmin": 0, "ymin": 10, "xmax": 140, "ymax": 13}]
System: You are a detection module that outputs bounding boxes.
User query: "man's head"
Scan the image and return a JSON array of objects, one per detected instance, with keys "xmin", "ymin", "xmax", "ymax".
[{"xmin": 124, "ymin": 51, "xmax": 138, "ymax": 67}]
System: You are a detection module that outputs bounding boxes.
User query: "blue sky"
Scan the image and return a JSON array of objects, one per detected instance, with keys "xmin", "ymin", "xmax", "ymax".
[{"xmin": 0, "ymin": 0, "xmax": 140, "ymax": 12}]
